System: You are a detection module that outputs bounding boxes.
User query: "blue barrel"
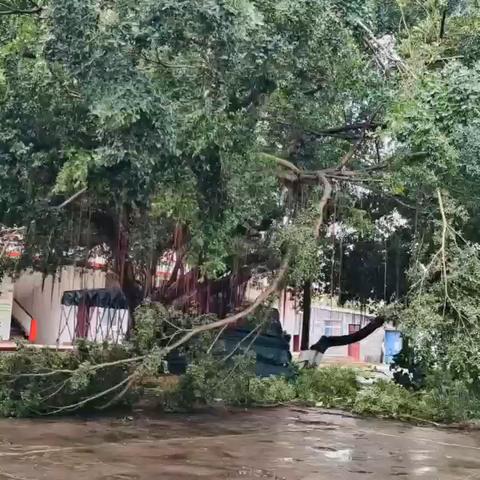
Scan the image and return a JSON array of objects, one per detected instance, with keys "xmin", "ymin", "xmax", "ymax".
[{"xmin": 384, "ymin": 330, "xmax": 402, "ymax": 364}]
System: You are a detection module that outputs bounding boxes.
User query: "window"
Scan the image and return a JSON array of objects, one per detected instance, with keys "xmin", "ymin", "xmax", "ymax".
[{"xmin": 324, "ymin": 320, "xmax": 342, "ymax": 336}]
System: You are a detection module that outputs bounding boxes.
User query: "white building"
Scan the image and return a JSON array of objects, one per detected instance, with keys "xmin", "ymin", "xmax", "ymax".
[
  {"xmin": 276, "ymin": 290, "xmax": 392, "ymax": 364},
  {"xmin": 0, "ymin": 265, "xmax": 134, "ymax": 348}
]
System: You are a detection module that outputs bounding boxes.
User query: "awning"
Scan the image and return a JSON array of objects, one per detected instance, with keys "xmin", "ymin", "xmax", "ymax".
[{"xmin": 61, "ymin": 288, "xmax": 128, "ymax": 309}]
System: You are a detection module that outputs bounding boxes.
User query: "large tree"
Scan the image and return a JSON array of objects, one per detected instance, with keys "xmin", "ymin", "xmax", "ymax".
[
  {"xmin": 0, "ymin": 0, "xmax": 388, "ymax": 301},
  {"xmin": 1, "ymin": 0, "xmax": 480, "ymax": 403}
]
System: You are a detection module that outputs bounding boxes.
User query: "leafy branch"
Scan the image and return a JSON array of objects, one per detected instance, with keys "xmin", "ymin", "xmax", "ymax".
[{"xmin": 0, "ymin": 1, "xmax": 41, "ymax": 15}]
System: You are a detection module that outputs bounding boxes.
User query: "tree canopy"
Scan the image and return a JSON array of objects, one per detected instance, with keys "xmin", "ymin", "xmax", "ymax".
[{"xmin": 2, "ymin": 0, "xmax": 480, "ymax": 384}]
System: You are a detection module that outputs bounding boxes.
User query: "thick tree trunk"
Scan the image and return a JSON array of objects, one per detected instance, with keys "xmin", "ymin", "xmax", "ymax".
[
  {"xmin": 310, "ymin": 316, "xmax": 385, "ymax": 354},
  {"xmin": 301, "ymin": 281, "xmax": 311, "ymax": 350}
]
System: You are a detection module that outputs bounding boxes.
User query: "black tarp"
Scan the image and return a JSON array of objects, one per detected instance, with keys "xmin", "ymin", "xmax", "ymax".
[
  {"xmin": 167, "ymin": 308, "xmax": 293, "ymax": 378},
  {"xmin": 61, "ymin": 288, "xmax": 129, "ymax": 309}
]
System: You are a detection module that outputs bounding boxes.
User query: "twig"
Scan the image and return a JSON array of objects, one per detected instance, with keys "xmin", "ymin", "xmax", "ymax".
[
  {"xmin": 55, "ymin": 187, "xmax": 87, "ymax": 209},
  {"xmin": 47, "ymin": 374, "xmax": 133, "ymax": 414},
  {"xmin": 221, "ymin": 324, "xmax": 261, "ymax": 363},
  {"xmin": 206, "ymin": 324, "xmax": 228, "ymax": 354},
  {"xmin": 4, "ymin": 355, "xmax": 146, "ymax": 379},
  {"xmin": 413, "ymin": 249, "xmax": 441, "ymax": 293},
  {"xmin": 165, "ymin": 328, "xmax": 189, "ymax": 347},
  {"xmin": 354, "ymin": 18, "xmax": 411, "ymax": 76},
  {"xmin": 98, "ymin": 374, "xmax": 138, "ymax": 410},
  {"xmin": 437, "ymin": 189, "xmax": 449, "ymax": 315},
  {"xmin": 41, "ymin": 378, "xmax": 70, "ymax": 401},
  {"xmin": 162, "ymin": 317, "xmax": 191, "ymax": 333},
  {"xmin": 220, "ymin": 327, "xmax": 262, "ymax": 384}
]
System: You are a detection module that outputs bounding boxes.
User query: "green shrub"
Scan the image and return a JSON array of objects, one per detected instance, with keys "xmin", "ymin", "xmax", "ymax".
[
  {"xmin": 419, "ymin": 372, "xmax": 480, "ymax": 423},
  {"xmin": 0, "ymin": 341, "xmax": 138, "ymax": 417},
  {"xmin": 132, "ymin": 303, "xmax": 218, "ymax": 357},
  {"xmin": 353, "ymin": 380, "xmax": 419, "ymax": 418},
  {"xmin": 353, "ymin": 375, "xmax": 480, "ymax": 424},
  {"xmin": 249, "ymin": 376, "xmax": 296, "ymax": 405},
  {"xmin": 173, "ymin": 353, "xmax": 298, "ymax": 408},
  {"xmin": 295, "ymin": 366, "xmax": 359, "ymax": 408},
  {"xmin": 174, "ymin": 353, "xmax": 257, "ymax": 408}
]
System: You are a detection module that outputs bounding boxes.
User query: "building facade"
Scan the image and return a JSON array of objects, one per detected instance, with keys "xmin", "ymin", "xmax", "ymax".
[{"xmin": 277, "ymin": 290, "xmax": 394, "ymax": 364}]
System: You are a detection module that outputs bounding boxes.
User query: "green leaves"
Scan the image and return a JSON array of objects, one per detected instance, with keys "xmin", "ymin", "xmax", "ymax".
[{"xmin": 53, "ymin": 149, "xmax": 91, "ymax": 194}]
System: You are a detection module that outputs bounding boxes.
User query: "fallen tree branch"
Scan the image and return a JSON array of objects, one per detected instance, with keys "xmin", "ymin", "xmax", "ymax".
[
  {"xmin": 47, "ymin": 373, "xmax": 134, "ymax": 415},
  {"xmin": 54, "ymin": 187, "xmax": 88, "ymax": 209},
  {"xmin": 437, "ymin": 188, "xmax": 449, "ymax": 315},
  {"xmin": 0, "ymin": 3, "xmax": 41, "ymax": 15},
  {"xmin": 310, "ymin": 316, "xmax": 385, "ymax": 354},
  {"xmin": 4, "ymin": 354, "xmax": 147, "ymax": 379},
  {"xmin": 98, "ymin": 373, "xmax": 139, "ymax": 410},
  {"xmin": 206, "ymin": 324, "xmax": 228, "ymax": 354}
]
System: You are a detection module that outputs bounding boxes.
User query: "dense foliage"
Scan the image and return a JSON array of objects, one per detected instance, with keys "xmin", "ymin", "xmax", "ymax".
[
  {"xmin": 0, "ymin": 342, "xmax": 139, "ymax": 416},
  {"xmin": 171, "ymin": 362, "xmax": 480, "ymax": 424},
  {"xmin": 2, "ymin": 0, "xmax": 480, "ymax": 412},
  {"xmin": 0, "ymin": 304, "xmax": 474, "ymax": 423}
]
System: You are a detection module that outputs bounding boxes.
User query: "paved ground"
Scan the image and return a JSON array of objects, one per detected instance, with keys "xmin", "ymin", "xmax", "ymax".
[{"xmin": 0, "ymin": 407, "xmax": 479, "ymax": 479}]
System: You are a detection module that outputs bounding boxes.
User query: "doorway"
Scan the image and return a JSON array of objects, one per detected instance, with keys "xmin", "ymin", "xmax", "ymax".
[{"xmin": 347, "ymin": 324, "xmax": 361, "ymax": 360}]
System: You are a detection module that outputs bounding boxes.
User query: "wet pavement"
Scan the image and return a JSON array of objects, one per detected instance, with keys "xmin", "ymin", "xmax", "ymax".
[{"xmin": 0, "ymin": 407, "xmax": 479, "ymax": 479}]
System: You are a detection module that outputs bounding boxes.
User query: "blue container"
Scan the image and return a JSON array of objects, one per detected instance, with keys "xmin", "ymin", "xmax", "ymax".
[{"xmin": 384, "ymin": 330, "xmax": 402, "ymax": 364}]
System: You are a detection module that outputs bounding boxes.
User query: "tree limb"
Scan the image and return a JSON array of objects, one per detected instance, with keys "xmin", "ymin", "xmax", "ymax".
[
  {"xmin": 47, "ymin": 374, "xmax": 134, "ymax": 415},
  {"xmin": 338, "ymin": 129, "xmax": 368, "ymax": 170},
  {"xmin": 437, "ymin": 188, "xmax": 449, "ymax": 314},
  {"xmin": 275, "ymin": 120, "xmax": 384, "ymax": 140},
  {"xmin": 270, "ymin": 152, "xmax": 387, "ymax": 186},
  {"xmin": 310, "ymin": 316, "xmax": 385, "ymax": 354},
  {"xmin": 54, "ymin": 187, "xmax": 88, "ymax": 209},
  {"xmin": 0, "ymin": 1, "xmax": 41, "ymax": 15},
  {"xmin": 0, "ymin": 6, "xmax": 41, "ymax": 14},
  {"xmin": 439, "ymin": 8, "xmax": 448, "ymax": 39},
  {"xmin": 5, "ymin": 354, "xmax": 146, "ymax": 379},
  {"xmin": 260, "ymin": 152, "xmax": 301, "ymax": 175}
]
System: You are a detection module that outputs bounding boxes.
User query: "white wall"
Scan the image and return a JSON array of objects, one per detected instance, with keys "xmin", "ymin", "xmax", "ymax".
[
  {"xmin": 361, "ymin": 327, "xmax": 384, "ymax": 363},
  {"xmin": 277, "ymin": 290, "xmax": 300, "ymax": 348},
  {"xmin": 13, "ymin": 267, "xmax": 106, "ymax": 345},
  {"xmin": 308, "ymin": 306, "xmax": 382, "ymax": 360},
  {"xmin": 279, "ymin": 295, "xmax": 385, "ymax": 363},
  {"xmin": 0, "ymin": 277, "xmax": 13, "ymax": 340}
]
